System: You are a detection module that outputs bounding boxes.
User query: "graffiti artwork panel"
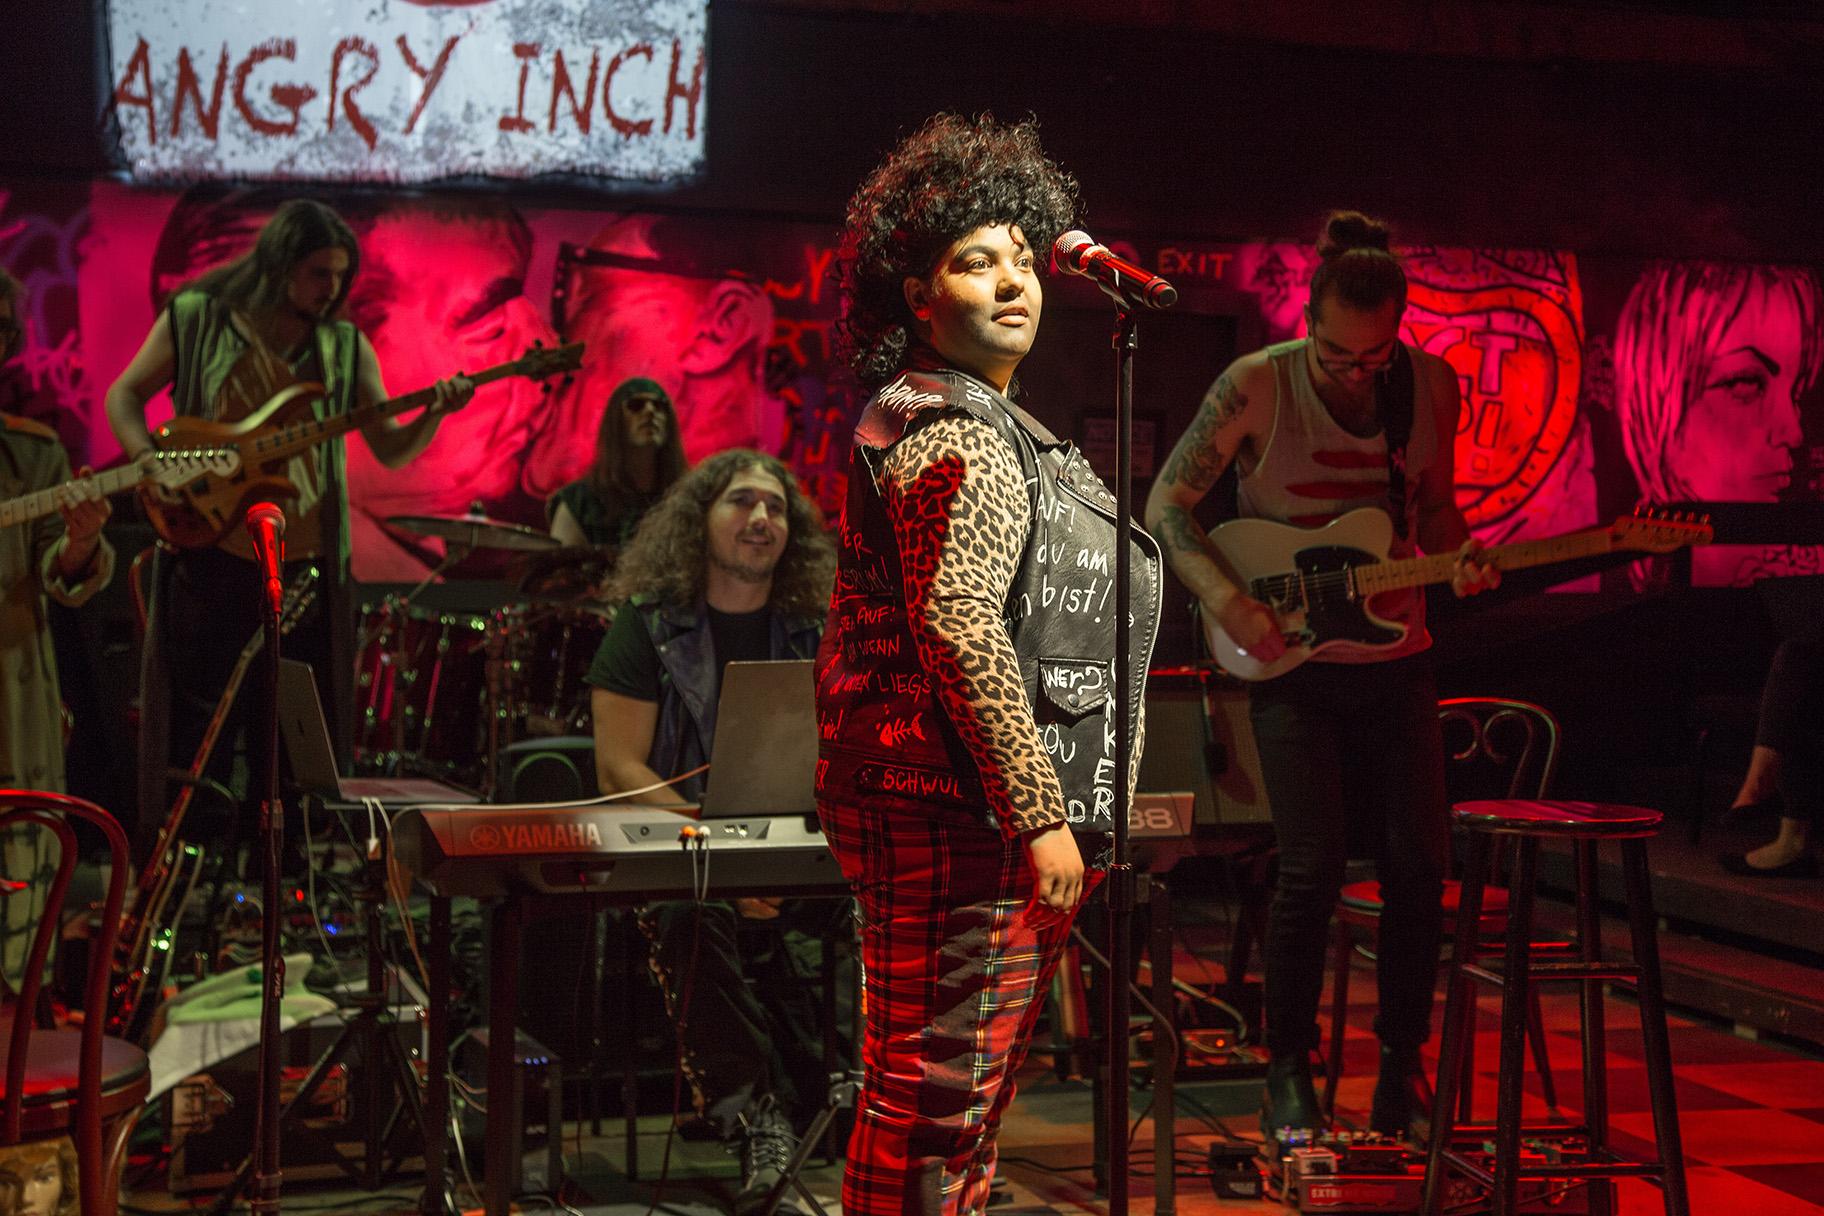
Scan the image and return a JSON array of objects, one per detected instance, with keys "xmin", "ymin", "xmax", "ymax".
[{"xmin": 7, "ymin": 178, "xmax": 1824, "ymax": 587}]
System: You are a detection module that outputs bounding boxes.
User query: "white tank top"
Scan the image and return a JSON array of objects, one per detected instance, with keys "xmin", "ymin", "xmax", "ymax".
[{"xmin": 1235, "ymin": 338, "xmax": 1440, "ymax": 663}]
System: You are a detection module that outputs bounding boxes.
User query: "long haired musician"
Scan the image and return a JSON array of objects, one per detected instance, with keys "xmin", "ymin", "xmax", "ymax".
[
  {"xmin": 547, "ymin": 375, "xmax": 689, "ymax": 549},
  {"xmin": 585, "ymin": 449, "xmax": 836, "ymax": 1216},
  {"xmin": 103, "ymin": 198, "xmax": 474, "ymax": 844},
  {"xmin": 1145, "ymin": 211, "xmax": 1500, "ymax": 1140}
]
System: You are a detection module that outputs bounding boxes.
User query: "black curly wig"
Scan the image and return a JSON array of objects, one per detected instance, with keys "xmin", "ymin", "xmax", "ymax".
[{"xmin": 836, "ymin": 113, "xmax": 1080, "ymax": 391}]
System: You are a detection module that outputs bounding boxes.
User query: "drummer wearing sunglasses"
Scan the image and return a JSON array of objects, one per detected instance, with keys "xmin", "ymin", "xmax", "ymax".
[{"xmin": 547, "ymin": 376, "xmax": 687, "ymax": 551}]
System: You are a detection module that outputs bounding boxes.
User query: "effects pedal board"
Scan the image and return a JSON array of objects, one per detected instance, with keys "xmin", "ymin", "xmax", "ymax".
[
  {"xmin": 1259, "ymin": 1128, "xmax": 1594, "ymax": 1213},
  {"xmin": 1261, "ymin": 1129, "xmax": 1421, "ymax": 1212}
]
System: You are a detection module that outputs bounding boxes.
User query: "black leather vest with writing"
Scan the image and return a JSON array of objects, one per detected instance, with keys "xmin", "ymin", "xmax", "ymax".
[{"xmin": 817, "ymin": 368, "xmax": 1162, "ymax": 830}]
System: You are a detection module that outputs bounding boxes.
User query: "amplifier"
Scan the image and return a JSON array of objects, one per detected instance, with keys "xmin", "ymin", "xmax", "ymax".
[{"xmin": 456, "ymin": 1027, "xmax": 563, "ymax": 1197}]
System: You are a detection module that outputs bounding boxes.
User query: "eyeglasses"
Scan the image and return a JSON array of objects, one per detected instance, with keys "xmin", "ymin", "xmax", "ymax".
[
  {"xmin": 1312, "ymin": 334, "xmax": 1396, "ymax": 376},
  {"xmin": 625, "ymin": 396, "xmax": 668, "ymax": 414}
]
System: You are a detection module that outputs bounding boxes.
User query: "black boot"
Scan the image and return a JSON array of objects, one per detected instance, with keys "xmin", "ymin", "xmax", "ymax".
[
  {"xmin": 1369, "ymin": 1045, "xmax": 1425, "ymax": 1140},
  {"xmin": 1261, "ymin": 1052, "xmax": 1322, "ymax": 1139}
]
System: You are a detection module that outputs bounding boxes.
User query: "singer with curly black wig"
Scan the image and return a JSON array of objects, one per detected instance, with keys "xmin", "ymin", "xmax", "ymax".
[{"xmin": 816, "ymin": 113, "xmax": 1161, "ymax": 1215}]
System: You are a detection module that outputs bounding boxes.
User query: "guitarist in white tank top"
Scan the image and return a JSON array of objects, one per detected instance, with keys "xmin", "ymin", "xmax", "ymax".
[{"xmin": 1146, "ymin": 212, "xmax": 1499, "ymax": 1142}]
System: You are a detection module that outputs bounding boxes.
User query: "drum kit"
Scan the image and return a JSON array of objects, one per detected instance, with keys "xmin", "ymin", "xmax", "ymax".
[{"xmin": 352, "ymin": 511, "xmax": 616, "ymax": 793}]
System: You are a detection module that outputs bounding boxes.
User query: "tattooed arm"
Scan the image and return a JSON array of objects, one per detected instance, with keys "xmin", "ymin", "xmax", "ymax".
[
  {"xmin": 883, "ymin": 413, "xmax": 1067, "ymax": 840},
  {"xmin": 1143, "ymin": 352, "xmax": 1286, "ymax": 660}
]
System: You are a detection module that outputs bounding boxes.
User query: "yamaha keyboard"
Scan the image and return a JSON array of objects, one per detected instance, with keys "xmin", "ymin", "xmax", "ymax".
[{"xmin": 391, "ymin": 802, "xmax": 848, "ymax": 899}]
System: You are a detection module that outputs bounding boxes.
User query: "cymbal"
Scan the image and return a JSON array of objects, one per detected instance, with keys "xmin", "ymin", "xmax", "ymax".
[
  {"xmin": 385, "ymin": 513, "xmax": 561, "ymax": 552},
  {"xmin": 512, "ymin": 544, "xmax": 618, "ymax": 602}
]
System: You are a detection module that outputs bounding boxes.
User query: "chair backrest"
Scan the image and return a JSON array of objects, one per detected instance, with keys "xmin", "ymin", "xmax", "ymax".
[
  {"xmin": 1438, "ymin": 698, "xmax": 1561, "ymax": 802},
  {"xmin": 0, "ymin": 790, "xmax": 130, "ymax": 1207}
]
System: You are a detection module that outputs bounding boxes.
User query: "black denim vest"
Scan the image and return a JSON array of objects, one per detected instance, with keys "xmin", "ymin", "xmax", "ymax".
[
  {"xmin": 818, "ymin": 368, "xmax": 1162, "ymax": 831},
  {"xmin": 637, "ymin": 597, "xmax": 823, "ymax": 802}
]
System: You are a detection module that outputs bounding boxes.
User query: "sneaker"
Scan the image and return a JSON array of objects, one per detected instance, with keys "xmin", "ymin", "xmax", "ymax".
[{"xmin": 734, "ymin": 1094, "xmax": 806, "ymax": 1216}]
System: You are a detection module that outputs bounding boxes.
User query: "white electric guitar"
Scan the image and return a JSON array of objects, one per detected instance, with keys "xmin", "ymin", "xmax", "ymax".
[
  {"xmin": 0, "ymin": 447, "xmax": 241, "ymax": 530},
  {"xmin": 1202, "ymin": 507, "xmax": 1714, "ymax": 681}
]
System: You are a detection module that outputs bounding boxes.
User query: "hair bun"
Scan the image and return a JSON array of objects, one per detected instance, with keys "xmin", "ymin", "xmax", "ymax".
[{"xmin": 1317, "ymin": 211, "xmax": 1392, "ymax": 260}]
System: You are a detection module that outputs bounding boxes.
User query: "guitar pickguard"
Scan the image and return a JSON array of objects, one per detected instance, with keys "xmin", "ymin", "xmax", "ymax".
[{"xmin": 1252, "ymin": 544, "xmax": 1405, "ymax": 649}]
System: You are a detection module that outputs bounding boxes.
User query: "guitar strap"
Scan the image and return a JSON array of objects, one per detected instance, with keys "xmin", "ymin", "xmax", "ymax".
[{"xmin": 1376, "ymin": 341, "xmax": 1416, "ymax": 541}]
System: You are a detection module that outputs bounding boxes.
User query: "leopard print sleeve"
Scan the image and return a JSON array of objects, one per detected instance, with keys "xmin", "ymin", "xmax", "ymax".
[{"xmin": 881, "ymin": 411, "xmax": 1066, "ymax": 838}]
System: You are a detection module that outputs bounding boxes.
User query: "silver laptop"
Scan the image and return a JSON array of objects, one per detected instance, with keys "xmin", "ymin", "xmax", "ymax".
[
  {"xmin": 277, "ymin": 658, "xmax": 481, "ymax": 805},
  {"xmin": 698, "ymin": 659, "xmax": 817, "ymax": 819}
]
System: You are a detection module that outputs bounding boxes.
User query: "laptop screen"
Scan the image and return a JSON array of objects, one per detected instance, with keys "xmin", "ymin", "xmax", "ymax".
[
  {"xmin": 698, "ymin": 659, "xmax": 818, "ymax": 819},
  {"xmin": 276, "ymin": 658, "xmax": 343, "ymax": 798},
  {"xmin": 276, "ymin": 658, "xmax": 480, "ymax": 805}
]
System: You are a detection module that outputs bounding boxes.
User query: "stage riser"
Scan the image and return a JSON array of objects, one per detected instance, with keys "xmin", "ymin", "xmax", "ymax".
[{"xmin": 1532, "ymin": 888, "xmax": 1824, "ymax": 1052}]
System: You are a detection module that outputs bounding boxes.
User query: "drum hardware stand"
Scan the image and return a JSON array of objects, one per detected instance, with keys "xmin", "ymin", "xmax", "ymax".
[
  {"xmin": 210, "ymin": 810, "xmax": 434, "ymax": 1214},
  {"xmin": 355, "ymin": 545, "xmax": 468, "ymax": 776}
]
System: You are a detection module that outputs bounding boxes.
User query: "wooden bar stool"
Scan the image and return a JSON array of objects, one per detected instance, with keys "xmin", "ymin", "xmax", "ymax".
[{"xmin": 1420, "ymin": 800, "xmax": 1689, "ymax": 1216}]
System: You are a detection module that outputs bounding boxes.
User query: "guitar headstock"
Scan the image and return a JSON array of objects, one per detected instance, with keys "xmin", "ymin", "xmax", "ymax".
[
  {"xmin": 510, "ymin": 341, "xmax": 585, "ymax": 382},
  {"xmin": 145, "ymin": 447, "xmax": 242, "ymax": 484},
  {"xmin": 1609, "ymin": 508, "xmax": 1715, "ymax": 553}
]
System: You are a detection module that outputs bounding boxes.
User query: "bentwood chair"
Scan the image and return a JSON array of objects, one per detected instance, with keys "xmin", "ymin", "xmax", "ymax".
[
  {"xmin": 1322, "ymin": 698, "xmax": 1564, "ymax": 1121},
  {"xmin": 0, "ymin": 790, "xmax": 149, "ymax": 1216}
]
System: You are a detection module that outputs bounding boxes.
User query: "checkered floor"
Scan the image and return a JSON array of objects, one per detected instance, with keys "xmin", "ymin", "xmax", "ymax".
[{"xmin": 1280, "ymin": 978, "xmax": 1824, "ymax": 1216}]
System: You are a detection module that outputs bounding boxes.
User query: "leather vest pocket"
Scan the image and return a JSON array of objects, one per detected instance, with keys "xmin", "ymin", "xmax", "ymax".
[{"xmin": 1036, "ymin": 656, "xmax": 1114, "ymax": 719}]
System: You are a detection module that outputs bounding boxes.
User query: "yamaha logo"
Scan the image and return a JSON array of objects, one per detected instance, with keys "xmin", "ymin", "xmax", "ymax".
[{"xmin": 463, "ymin": 819, "xmax": 605, "ymax": 853}]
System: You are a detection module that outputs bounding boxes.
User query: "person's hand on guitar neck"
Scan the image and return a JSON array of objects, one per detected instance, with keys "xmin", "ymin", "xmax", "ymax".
[
  {"xmin": 1210, "ymin": 590, "xmax": 1287, "ymax": 663},
  {"xmin": 425, "ymin": 374, "xmax": 477, "ymax": 420},
  {"xmin": 54, "ymin": 467, "xmax": 111, "ymax": 581},
  {"xmin": 1449, "ymin": 538, "xmax": 1502, "ymax": 598}
]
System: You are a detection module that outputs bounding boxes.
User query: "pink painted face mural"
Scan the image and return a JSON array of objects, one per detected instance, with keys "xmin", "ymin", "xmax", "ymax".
[
  {"xmin": 1617, "ymin": 263, "xmax": 1817, "ymax": 503},
  {"xmin": 553, "ymin": 214, "xmax": 785, "ymax": 470},
  {"xmin": 48, "ymin": 181, "xmax": 1824, "ymax": 596},
  {"xmin": 1614, "ymin": 262, "xmax": 1822, "ymax": 584},
  {"xmin": 341, "ymin": 201, "xmax": 561, "ymax": 580}
]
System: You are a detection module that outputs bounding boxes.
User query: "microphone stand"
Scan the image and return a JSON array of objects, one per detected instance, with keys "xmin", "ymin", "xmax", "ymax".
[
  {"xmin": 249, "ymin": 507, "xmax": 287, "ymax": 1215},
  {"xmin": 1104, "ymin": 304, "xmax": 1138, "ymax": 1216}
]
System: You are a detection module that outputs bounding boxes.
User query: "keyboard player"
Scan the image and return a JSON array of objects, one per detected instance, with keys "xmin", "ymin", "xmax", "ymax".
[{"xmin": 585, "ymin": 449, "xmax": 838, "ymax": 1216}]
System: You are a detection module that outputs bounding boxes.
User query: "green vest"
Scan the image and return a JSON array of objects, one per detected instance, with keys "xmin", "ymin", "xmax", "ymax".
[{"xmin": 165, "ymin": 289, "xmax": 358, "ymax": 572}]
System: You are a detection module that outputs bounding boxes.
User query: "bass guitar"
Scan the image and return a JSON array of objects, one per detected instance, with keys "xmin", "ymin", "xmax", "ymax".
[
  {"xmin": 0, "ymin": 447, "xmax": 239, "ymax": 529},
  {"xmin": 1202, "ymin": 507, "xmax": 1714, "ymax": 681},
  {"xmin": 106, "ymin": 569, "xmax": 319, "ymax": 1043},
  {"xmin": 140, "ymin": 341, "xmax": 584, "ymax": 548}
]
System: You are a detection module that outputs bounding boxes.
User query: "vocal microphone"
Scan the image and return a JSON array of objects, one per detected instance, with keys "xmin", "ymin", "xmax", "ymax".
[
  {"xmin": 245, "ymin": 501, "xmax": 286, "ymax": 615},
  {"xmin": 1052, "ymin": 230, "xmax": 1178, "ymax": 310}
]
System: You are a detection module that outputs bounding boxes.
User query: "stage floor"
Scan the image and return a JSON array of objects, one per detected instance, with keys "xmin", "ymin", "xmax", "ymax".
[{"xmin": 120, "ymin": 952, "xmax": 1824, "ymax": 1215}]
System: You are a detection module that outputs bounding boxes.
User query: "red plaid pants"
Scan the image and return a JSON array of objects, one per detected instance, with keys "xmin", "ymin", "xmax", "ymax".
[{"xmin": 817, "ymin": 793, "xmax": 1090, "ymax": 1216}]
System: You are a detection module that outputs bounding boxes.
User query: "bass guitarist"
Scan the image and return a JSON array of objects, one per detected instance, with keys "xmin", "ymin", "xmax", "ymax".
[
  {"xmin": 104, "ymin": 199, "xmax": 473, "ymax": 848},
  {"xmin": 1145, "ymin": 211, "xmax": 1498, "ymax": 1141}
]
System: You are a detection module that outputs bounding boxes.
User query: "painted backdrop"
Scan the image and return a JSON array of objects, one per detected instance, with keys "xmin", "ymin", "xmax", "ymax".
[{"xmin": 3, "ymin": 180, "xmax": 1820, "ymax": 585}]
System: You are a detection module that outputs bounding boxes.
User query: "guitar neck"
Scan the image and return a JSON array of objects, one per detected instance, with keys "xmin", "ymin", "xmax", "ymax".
[
  {"xmin": 254, "ymin": 360, "xmax": 522, "ymax": 464},
  {"xmin": 1352, "ymin": 528, "xmax": 1616, "ymax": 596},
  {"xmin": 0, "ymin": 462, "xmax": 142, "ymax": 530}
]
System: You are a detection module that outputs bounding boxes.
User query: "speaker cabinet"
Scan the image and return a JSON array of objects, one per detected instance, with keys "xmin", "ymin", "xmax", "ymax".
[{"xmin": 1138, "ymin": 672, "xmax": 1271, "ymax": 827}]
